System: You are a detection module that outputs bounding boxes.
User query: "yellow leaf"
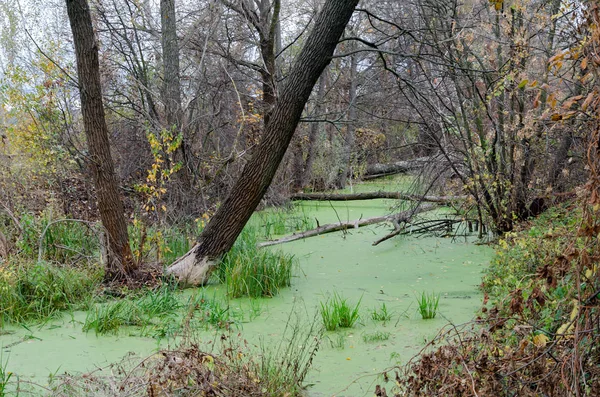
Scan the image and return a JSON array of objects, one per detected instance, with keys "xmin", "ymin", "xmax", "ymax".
[{"xmin": 532, "ymin": 334, "xmax": 549, "ymax": 348}]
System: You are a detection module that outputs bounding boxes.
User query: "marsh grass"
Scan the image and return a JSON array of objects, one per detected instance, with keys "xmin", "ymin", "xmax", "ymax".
[
  {"xmin": 0, "ymin": 261, "xmax": 102, "ymax": 327},
  {"xmin": 218, "ymin": 227, "xmax": 294, "ymax": 298},
  {"xmin": 253, "ymin": 313, "xmax": 322, "ymax": 395},
  {"xmin": 137, "ymin": 284, "xmax": 181, "ymax": 318},
  {"xmin": 51, "ymin": 314, "xmax": 322, "ymax": 397},
  {"xmin": 417, "ymin": 292, "xmax": 440, "ymax": 319},
  {"xmin": 255, "ymin": 206, "xmax": 314, "ymax": 240},
  {"xmin": 362, "ymin": 330, "xmax": 391, "ymax": 343},
  {"xmin": 84, "ymin": 286, "xmax": 182, "ymax": 335},
  {"xmin": 0, "ymin": 353, "xmax": 11, "ymax": 397},
  {"xmin": 187, "ymin": 293, "xmax": 232, "ymax": 329},
  {"xmin": 327, "ymin": 333, "xmax": 346, "ymax": 349},
  {"xmin": 83, "ymin": 300, "xmax": 145, "ymax": 335},
  {"xmin": 320, "ymin": 293, "xmax": 362, "ymax": 331},
  {"xmin": 371, "ymin": 302, "xmax": 392, "ymax": 322}
]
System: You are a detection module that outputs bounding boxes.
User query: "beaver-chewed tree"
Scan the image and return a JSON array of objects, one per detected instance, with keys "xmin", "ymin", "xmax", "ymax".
[{"xmin": 167, "ymin": 0, "xmax": 359, "ymax": 285}]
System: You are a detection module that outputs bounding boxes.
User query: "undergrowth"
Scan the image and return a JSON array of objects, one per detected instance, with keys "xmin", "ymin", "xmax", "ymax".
[
  {"xmin": 384, "ymin": 201, "xmax": 600, "ymax": 396},
  {"xmin": 47, "ymin": 314, "xmax": 322, "ymax": 396},
  {"xmin": 0, "ymin": 260, "xmax": 102, "ymax": 326}
]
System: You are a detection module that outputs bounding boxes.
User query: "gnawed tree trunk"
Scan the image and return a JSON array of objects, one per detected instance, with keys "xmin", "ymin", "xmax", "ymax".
[
  {"xmin": 258, "ymin": 204, "xmax": 436, "ymax": 248},
  {"xmin": 167, "ymin": 0, "xmax": 359, "ymax": 285},
  {"xmin": 66, "ymin": 0, "xmax": 135, "ymax": 279},
  {"xmin": 290, "ymin": 191, "xmax": 466, "ymax": 204}
]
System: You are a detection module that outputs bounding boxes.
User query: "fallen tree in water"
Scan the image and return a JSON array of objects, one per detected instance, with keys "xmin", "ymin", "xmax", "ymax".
[
  {"xmin": 258, "ymin": 204, "xmax": 436, "ymax": 247},
  {"xmin": 362, "ymin": 157, "xmax": 432, "ymax": 179},
  {"xmin": 290, "ymin": 191, "xmax": 465, "ymax": 204}
]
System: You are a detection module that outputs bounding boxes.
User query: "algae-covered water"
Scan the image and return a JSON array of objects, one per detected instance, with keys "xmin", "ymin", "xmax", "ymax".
[{"xmin": 1, "ymin": 181, "xmax": 492, "ymax": 396}]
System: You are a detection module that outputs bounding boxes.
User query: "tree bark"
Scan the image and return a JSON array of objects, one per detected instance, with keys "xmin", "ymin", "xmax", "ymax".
[
  {"xmin": 160, "ymin": 0, "xmax": 193, "ymax": 196},
  {"xmin": 66, "ymin": 0, "xmax": 135, "ymax": 279},
  {"xmin": 336, "ymin": 49, "xmax": 358, "ymax": 189},
  {"xmin": 290, "ymin": 191, "xmax": 465, "ymax": 204},
  {"xmin": 301, "ymin": 71, "xmax": 328, "ymax": 187},
  {"xmin": 167, "ymin": 0, "xmax": 359, "ymax": 285},
  {"xmin": 160, "ymin": 0, "xmax": 183, "ymax": 131},
  {"xmin": 257, "ymin": 204, "xmax": 435, "ymax": 248}
]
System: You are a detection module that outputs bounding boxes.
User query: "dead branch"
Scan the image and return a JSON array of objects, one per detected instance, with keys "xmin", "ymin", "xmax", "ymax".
[
  {"xmin": 372, "ymin": 218, "xmax": 464, "ymax": 246},
  {"xmin": 257, "ymin": 204, "xmax": 436, "ymax": 248}
]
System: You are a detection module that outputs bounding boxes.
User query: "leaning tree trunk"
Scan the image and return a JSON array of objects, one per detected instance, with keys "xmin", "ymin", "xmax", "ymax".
[
  {"xmin": 66, "ymin": 0, "xmax": 135, "ymax": 279},
  {"xmin": 167, "ymin": 0, "xmax": 359, "ymax": 285}
]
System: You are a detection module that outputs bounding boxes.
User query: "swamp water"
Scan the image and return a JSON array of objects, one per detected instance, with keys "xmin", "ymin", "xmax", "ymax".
[{"xmin": 1, "ymin": 184, "xmax": 492, "ymax": 396}]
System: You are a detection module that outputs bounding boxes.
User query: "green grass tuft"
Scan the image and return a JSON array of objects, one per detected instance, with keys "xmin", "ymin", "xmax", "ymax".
[
  {"xmin": 371, "ymin": 302, "xmax": 392, "ymax": 322},
  {"xmin": 417, "ymin": 292, "xmax": 440, "ymax": 320},
  {"xmin": 319, "ymin": 293, "xmax": 361, "ymax": 331}
]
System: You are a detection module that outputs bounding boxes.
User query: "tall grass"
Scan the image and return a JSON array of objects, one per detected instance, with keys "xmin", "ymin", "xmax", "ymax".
[
  {"xmin": 254, "ymin": 206, "xmax": 314, "ymax": 240},
  {"xmin": 250, "ymin": 312, "xmax": 322, "ymax": 395},
  {"xmin": 0, "ymin": 261, "xmax": 102, "ymax": 326},
  {"xmin": 83, "ymin": 300, "xmax": 145, "ymax": 335},
  {"xmin": 16, "ymin": 212, "xmax": 99, "ymax": 264},
  {"xmin": 218, "ymin": 227, "xmax": 295, "ymax": 298},
  {"xmin": 371, "ymin": 302, "xmax": 392, "ymax": 322},
  {"xmin": 84, "ymin": 286, "xmax": 182, "ymax": 336}
]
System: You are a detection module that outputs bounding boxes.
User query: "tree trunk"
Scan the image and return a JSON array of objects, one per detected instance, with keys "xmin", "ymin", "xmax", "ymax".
[
  {"xmin": 160, "ymin": 0, "xmax": 183, "ymax": 131},
  {"xmin": 66, "ymin": 0, "xmax": 135, "ymax": 279},
  {"xmin": 160, "ymin": 0, "xmax": 193, "ymax": 199},
  {"xmin": 302, "ymin": 71, "xmax": 328, "ymax": 187},
  {"xmin": 363, "ymin": 157, "xmax": 432, "ymax": 179},
  {"xmin": 336, "ymin": 50, "xmax": 357, "ymax": 189},
  {"xmin": 290, "ymin": 191, "xmax": 465, "ymax": 204},
  {"xmin": 167, "ymin": 0, "xmax": 359, "ymax": 285}
]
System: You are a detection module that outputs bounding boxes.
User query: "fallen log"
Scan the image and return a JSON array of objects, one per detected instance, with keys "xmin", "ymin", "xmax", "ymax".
[
  {"xmin": 290, "ymin": 191, "xmax": 466, "ymax": 204},
  {"xmin": 257, "ymin": 204, "xmax": 436, "ymax": 248},
  {"xmin": 363, "ymin": 157, "xmax": 431, "ymax": 179}
]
